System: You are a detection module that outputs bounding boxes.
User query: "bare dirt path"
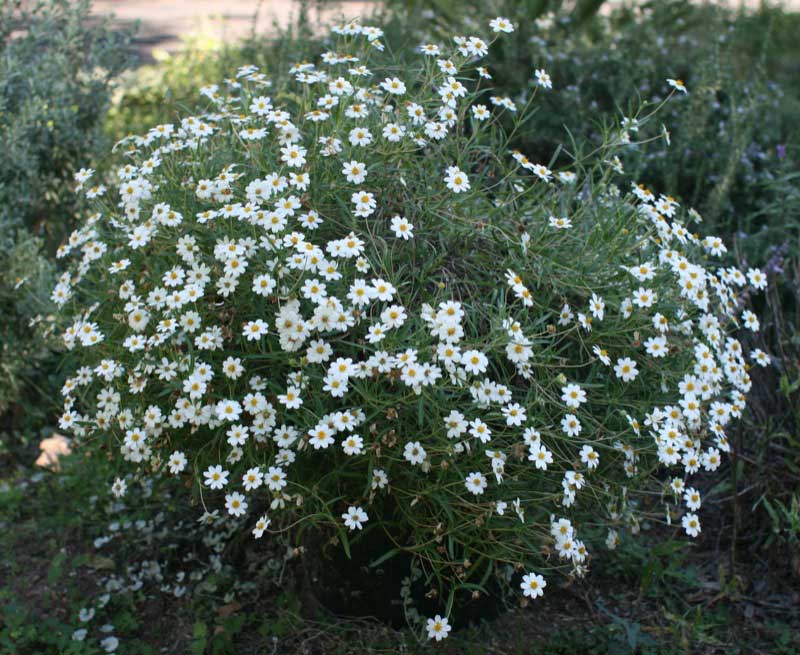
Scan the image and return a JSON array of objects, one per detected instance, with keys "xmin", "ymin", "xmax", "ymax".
[
  {"xmin": 90, "ymin": 0, "xmax": 798, "ymax": 64},
  {"xmin": 91, "ymin": 0, "xmax": 378, "ymax": 62}
]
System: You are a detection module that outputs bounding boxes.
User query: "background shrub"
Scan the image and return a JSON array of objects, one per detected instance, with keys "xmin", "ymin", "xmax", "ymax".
[
  {"xmin": 105, "ymin": 11, "xmax": 326, "ymax": 143},
  {"xmin": 0, "ymin": 230, "xmax": 56, "ymax": 432},
  {"xmin": 0, "ymin": 0, "xmax": 133, "ymax": 459},
  {"xmin": 0, "ymin": 0, "xmax": 132, "ymax": 243}
]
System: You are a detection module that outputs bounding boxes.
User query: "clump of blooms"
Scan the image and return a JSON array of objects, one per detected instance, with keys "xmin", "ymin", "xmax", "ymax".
[{"xmin": 53, "ymin": 16, "xmax": 770, "ymax": 638}]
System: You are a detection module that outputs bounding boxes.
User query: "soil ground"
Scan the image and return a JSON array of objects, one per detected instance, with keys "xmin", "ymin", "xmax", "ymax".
[{"xmin": 91, "ymin": 0, "xmax": 377, "ymax": 62}]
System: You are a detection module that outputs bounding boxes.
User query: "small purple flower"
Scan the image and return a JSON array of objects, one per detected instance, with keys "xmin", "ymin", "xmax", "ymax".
[
  {"xmin": 766, "ymin": 242, "xmax": 788, "ymax": 276},
  {"xmin": 776, "ymin": 144, "xmax": 786, "ymax": 159}
]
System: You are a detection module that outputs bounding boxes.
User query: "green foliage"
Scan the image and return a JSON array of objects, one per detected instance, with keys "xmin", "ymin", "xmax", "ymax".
[
  {"xmin": 1, "ymin": 0, "xmax": 799, "ymax": 650},
  {"xmin": 0, "ymin": 596, "xmax": 101, "ymax": 655},
  {"xmin": 760, "ymin": 493, "xmax": 800, "ymax": 557},
  {"xmin": 105, "ymin": 16, "xmax": 326, "ymax": 144},
  {"xmin": 0, "ymin": 228, "xmax": 59, "ymax": 454},
  {"xmin": 385, "ymin": 0, "xmax": 800, "ymax": 614},
  {"xmin": 0, "ymin": 229, "xmax": 53, "ymax": 408},
  {"xmin": 731, "ymin": 158, "xmax": 800, "ymax": 577},
  {"xmin": 54, "ymin": 12, "xmax": 772, "ymax": 634},
  {"xmin": 1, "ymin": 445, "xmax": 799, "ymax": 654},
  {"xmin": 432, "ymin": 1, "xmax": 793, "ymax": 224},
  {"xmin": 0, "ymin": 0, "xmax": 133, "ymax": 244},
  {"xmin": 0, "ymin": 0, "xmax": 134, "ymax": 458},
  {"xmin": 393, "ymin": 0, "xmax": 607, "ymax": 34},
  {"xmin": 105, "ymin": 33, "xmax": 242, "ymax": 145}
]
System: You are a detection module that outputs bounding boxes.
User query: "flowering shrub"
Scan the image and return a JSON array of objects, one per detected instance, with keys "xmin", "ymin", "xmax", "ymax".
[
  {"xmin": 53, "ymin": 17, "xmax": 771, "ymax": 637},
  {"xmin": 404, "ymin": 0, "xmax": 793, "ymax": 228}
]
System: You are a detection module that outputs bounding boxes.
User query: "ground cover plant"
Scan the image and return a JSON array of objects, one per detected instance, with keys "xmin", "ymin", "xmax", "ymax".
[
  {"xmin": 2, "ymin": 453, "xmax": 799, "ymax": 654},
  {"xmin": 49, "ymin": 13, "xmax": 779, "ymax": 646}
]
